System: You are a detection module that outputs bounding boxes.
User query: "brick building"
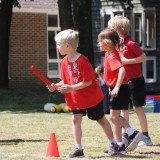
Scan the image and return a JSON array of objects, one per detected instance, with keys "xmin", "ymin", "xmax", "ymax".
[{"xmin": 9, "ymin": 0, "xmax": 60, "ymax": 88}]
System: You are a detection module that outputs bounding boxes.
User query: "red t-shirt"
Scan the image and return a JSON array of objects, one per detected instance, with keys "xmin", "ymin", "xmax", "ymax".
[
  {"xmin": 60, "ymin": 54, "xmax": 104, "ymax": 110},
  {"xmin": 103, "ymin": 50, "xmax": 128, "ymax": 87},
  {"xmin": 117, "ymin": 36, "xmax": 143, "ymax": 79}
]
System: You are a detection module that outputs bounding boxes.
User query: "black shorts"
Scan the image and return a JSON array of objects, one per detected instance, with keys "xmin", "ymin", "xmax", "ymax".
[
  {"xmin": 71, "ymin": 101, "xmax": 104, "ymax": 120},
  {"xmin": 128, "ymin": 75, "xmax": 146, "ymax": 107},
  {"xmin": 110, "ymin": 84, "xmax": 130, "ymax": 110}
]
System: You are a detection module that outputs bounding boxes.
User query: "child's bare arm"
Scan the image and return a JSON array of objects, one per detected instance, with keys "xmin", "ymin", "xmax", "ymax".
[
  {"xmin": 121, "ymin": 52, "xmax": 147, "ymax": 65},
  {"xmin": 57, "ymin": 80, "xmax": 92, "ymax": 93},
  {"xmin": 111, "ymin": 67, "xmax": 125, "ymax": 97}
]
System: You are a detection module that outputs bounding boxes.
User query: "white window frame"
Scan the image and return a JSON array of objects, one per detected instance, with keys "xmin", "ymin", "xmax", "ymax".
[
  {"xmin": 47, "ymin": 11, "xmax": 61, "ymax": 78},
  {"xmin": 142, "ymin": 56, "xmax": 157, "ymax": 83},
  {"xmin": 132, "ymin": 8, "xmax": 156, "ymax": 51},
  {"xmin": 100, "ymin": 8, "xmax": 124, "ymax": 29}
]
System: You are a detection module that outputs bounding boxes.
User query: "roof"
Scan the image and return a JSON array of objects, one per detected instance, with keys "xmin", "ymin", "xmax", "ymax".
[{"xmin": 16, "ymin": 0, "xmax": 58, "ymax": 9}]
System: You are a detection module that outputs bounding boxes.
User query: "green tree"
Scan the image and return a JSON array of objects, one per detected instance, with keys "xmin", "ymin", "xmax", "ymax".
[{"xmin": 0, "ymin": 0, "xmax": 19, "ymax": 88}]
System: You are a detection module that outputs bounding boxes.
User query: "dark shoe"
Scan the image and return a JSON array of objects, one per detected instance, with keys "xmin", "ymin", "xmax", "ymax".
[
  {"xmin": 66, "ymin": 148, "xmax": 84, "ymax": 158},
  {"xmin": 104, "ymin": 143, "xmax": 119, "ymax": 156},
  {"xmin": 126, "ymin": 131, "xmax": 143, "ymax": 152},
  {"xmin": 117, "ymin": 144, "xmax": 126, "ymax": 155}
]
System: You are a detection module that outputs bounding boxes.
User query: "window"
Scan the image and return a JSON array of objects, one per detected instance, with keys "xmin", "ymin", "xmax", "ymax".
[
  {"xmin": 100, "ymin": 9, "xmax": 123, "ymax": 29},
  {"xmin": 48, "ymin": 15, "xmax": 58, "ymax": 27},
  {"xmin": 133, "ymin": 8, "xmax": 156, "ymax": 50},
  {"xmin": 47, "ymin": 14, "xmax": 61, "ymax": 78},
  {"xmin": 142, "ymin": 56, "xmax": 156, "ymax": 83}
]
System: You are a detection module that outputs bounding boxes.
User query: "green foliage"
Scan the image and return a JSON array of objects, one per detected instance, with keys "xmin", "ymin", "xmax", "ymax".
[
  {"xmin": 10, "ymin": 0, "xmax": 21, "ymax": 7},
  {"xmin": 0, "ymin": 0, "xmax": 20, "ymax": 8},
  {"xmin": 125, "ymin": 0, "xmax": 134, "ymax": 9}
]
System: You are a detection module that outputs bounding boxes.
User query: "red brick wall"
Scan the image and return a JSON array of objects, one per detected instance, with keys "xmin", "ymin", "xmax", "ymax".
[{"xmin": 9, "ymin": 12, "xmax": 49, "ymax": 88}]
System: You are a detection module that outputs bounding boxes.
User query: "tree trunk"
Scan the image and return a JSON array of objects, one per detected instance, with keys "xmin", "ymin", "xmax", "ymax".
[
  {"xmin": 72, "ymin": 0, "xmax": 94, "ymax": 66},
  {"xmin": 57, "ymin": 0, "xmax": 94, "ymax": 66},
  {"xmin": 57, "ymin": 0, "xmax": 74, "ymax": 30},
  {"xmin": 0, "ymin": 0, "xmax": 13, "ymax": 88}
]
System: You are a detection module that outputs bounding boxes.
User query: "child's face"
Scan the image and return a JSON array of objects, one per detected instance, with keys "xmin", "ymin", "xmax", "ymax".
[
  {"xmin": 56, "ymin": 42, "xmax": 69, "ymax": 55},
  {"xmin": 98, "ymin": 39, "xmax": 112, "ymax": 52}
]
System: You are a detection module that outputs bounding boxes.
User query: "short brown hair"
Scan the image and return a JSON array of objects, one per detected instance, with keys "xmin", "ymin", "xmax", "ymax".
[{"xmin": 98, "ymin": 28, "xmax": 120, "ymax": 46}]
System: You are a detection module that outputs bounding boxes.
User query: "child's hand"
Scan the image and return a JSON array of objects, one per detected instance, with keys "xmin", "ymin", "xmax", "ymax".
[
  {"xmin": 111, "ymin": 86, "xmax": 119, "ymax": 97},
  {"xmin": 47, "ymin": 83, "xmax": 56, "ymax": 92},
  {"xmin": 58, "ymin": 84, "xmax": 73, "ymax": 93},
  {"xmin": 120, "ymin": 56, "xmax": 129, "ymax": 64}
]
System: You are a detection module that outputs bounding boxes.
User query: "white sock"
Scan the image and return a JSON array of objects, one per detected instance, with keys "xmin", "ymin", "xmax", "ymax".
[
  {"xmin": 75, "ymin": 144, "xmax": 82, "ymax": 150},
  {"xmin": 117, "ymin": 141, "xmax": 123, "ymax": 147},
  {"xmin": 109, "ymin": 138, "xmax": 117, "ymax": 144},
  {"xmin": 126, "ymin": 127, "xmax": 134, "ymax": 137}
]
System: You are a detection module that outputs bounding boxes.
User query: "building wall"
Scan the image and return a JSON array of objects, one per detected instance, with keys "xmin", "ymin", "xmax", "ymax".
[
  {"xmin": 9, "ymin": 12, "xmax": 48, "ymax": 88},
  {"xmin": 9, "ymin": 0, "xmax": 58, "ymax": 89}
]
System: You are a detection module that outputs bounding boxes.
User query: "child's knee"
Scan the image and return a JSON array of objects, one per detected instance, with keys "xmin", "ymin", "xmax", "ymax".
[{"xmin": 72, "ymin": 115, "xmax": 81, "ymax": 124}]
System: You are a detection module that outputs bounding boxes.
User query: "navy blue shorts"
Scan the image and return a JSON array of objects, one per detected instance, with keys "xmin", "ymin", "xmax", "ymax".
[
  {"xmin": 71, "ymin": 101, "xmax": 104, "ymax": 120},
  {"xmin": 128, "ymin": 75, "xmax": 146, "ymax": 107},
  {"xmin": 110, "ymin": 84, "xmax": 130, "ymax": 110}
]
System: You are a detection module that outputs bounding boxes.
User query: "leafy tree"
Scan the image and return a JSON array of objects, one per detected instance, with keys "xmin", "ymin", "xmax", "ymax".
[{"xmin": 0, "ymin": 0, "xmax": 19, "ymax": 88}]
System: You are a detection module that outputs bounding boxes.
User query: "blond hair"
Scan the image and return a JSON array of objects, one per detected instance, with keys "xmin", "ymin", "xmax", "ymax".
[
  {"xmin": 107, "ymin": 15, "xmax": 130, "ymax": 36},
  {"xmin": 55, "ymin": 29, "xmax": 79, "ymax": 50}
]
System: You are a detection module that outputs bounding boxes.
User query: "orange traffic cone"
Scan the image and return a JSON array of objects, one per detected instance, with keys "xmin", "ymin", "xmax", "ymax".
[{"xmin": 46, "ymin": 132, "xmax": 60, "ymax": 157}]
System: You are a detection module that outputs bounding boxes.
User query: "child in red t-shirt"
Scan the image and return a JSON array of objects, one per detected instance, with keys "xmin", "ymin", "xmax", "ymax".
[
  {"xmin": 108, "ymin": 15, "xmax": 153, "ymax": 146},
  {"xmin": 98, "ymin": 28, "xmax": 142, "ymax": 154},
  {"xmin": 48, "ymin": 29, "xmax": 119, "ymax": 158}
]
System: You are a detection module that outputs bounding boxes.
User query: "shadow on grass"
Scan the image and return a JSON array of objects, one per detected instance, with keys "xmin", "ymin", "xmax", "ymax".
[
  {"xmin": 139, "ymin": 151, "xmax": 160, "ymax": 155},
  {"xmin": 89, "ymin": 154, "xmax": 148, "ymax": 159},
  {"xmin": 153, "ymin": 144, "xmax": 160, "ymax": 146},
  {"xmin": 0, "ymin": 88, "xmax": 65, "ymax": 113},
  {"xmin": 0, "ymin": 139, "xmax": 48, "ymax": 145}
]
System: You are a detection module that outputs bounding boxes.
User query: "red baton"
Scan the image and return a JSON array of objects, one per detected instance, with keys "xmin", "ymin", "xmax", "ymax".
[{"xmin": 30, "ymin": 65, "xmax": 51, "ymax": 86}]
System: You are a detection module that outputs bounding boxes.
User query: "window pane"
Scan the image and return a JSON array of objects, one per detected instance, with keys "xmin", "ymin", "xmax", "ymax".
[
  {"xmin": 48, "ymin": 15, "xmax": 58, "ymax": 27},
  {"xmin": 48, "ymin": 63, "xmax": 59, "ymax": 75},
  {"xmin": 135, "ymin": 13, "xmax": 142, "ymax": 46},
  {"xmin": 113, "ymin": 12, "xmax": 123, "ymax": 16},
  {"xmin": 104, "ymin": 15, "xmax": 111, "ymax": 28},
  {"xmin": 147, "ymin": 60, "xmax": 154, "ymax": 78},
  {"xmin": 48, "ymin": 31, "xmax": 57, "ymax": 59},
  {"xmin": 145, "ymin": 11, "xmax": 154, "ymax": 48}
]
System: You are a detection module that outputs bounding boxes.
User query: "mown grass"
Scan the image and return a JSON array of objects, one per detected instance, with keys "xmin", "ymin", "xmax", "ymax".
[{"xmin": 0, "ymin": 89, "xmax": 160, "ymax": 160}]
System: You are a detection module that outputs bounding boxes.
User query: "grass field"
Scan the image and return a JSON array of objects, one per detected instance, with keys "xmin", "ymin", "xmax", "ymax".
[{"xmin": 0, "ymin": 89, "xmax": 160, "ymax": 160}]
